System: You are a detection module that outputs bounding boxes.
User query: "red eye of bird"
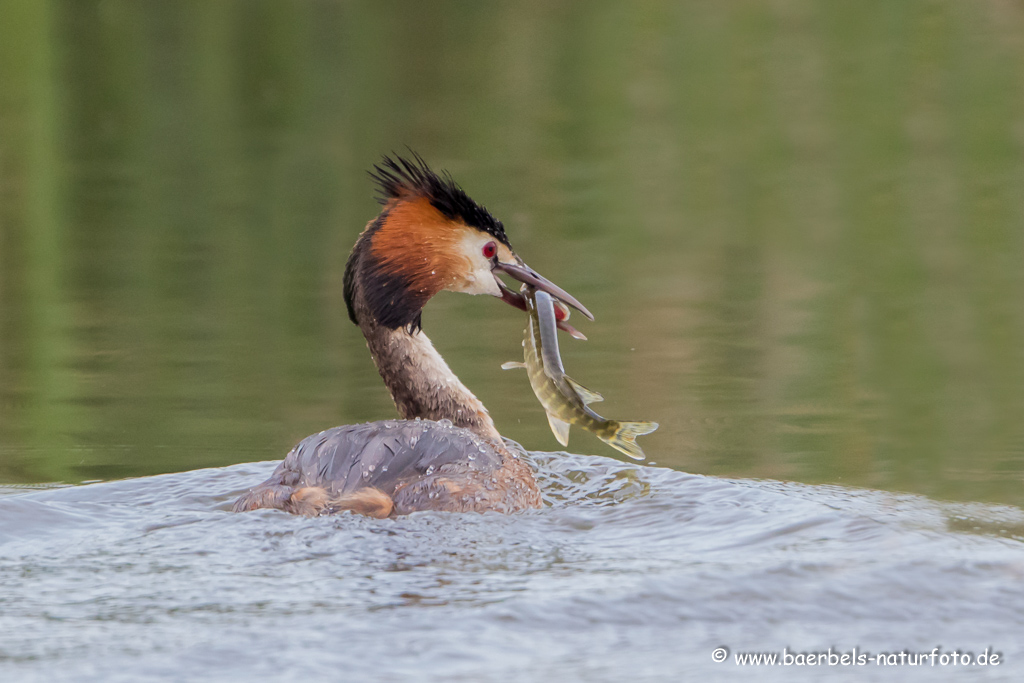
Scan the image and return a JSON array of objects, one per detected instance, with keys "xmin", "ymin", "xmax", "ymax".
[{"xmin": 482, "ymin": 241, "xmax": 497, "ymax": 260}]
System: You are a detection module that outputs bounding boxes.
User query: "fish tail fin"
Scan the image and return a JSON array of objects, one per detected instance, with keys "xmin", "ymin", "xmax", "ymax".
[{"xmin": 600, "ymin": 421, "xmax": 659, "ymax": 461}]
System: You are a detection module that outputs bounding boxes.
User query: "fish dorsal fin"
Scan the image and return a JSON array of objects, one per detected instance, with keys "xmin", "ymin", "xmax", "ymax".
[
  {"xmin": 565, "ymin": 376, "xmax": 604, "ymax": 404},
  {"xmin": 501, "ymin": 361, "xmax": 526, "ymax": 370},
  {"xmin": 546, "ymin": 413, "xmax": 571, "ymax": 447}
]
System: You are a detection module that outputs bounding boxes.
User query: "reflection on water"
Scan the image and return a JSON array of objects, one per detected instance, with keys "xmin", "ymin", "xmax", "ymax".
[
  {"xmin": 0, "ymin": 453, "xmax": 1022, "ymax": 682},
  {"xmin": 2, "ymin": 1, "xmax": 1023, "ymax": 509}
]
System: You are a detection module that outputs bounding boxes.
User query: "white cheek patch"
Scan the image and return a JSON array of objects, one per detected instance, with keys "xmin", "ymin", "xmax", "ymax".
[
  {"xmin": 447, "ymin": 231, "xmax": 503, "ymax": 297},
  {"xmin": 453, "ymin": 265, "xmax": 502, "ymax": 296}
]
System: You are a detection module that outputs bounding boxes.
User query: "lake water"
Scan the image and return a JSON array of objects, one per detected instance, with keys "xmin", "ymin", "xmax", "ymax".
[
  {"xmin": 2, "ymin": 1, "xmax": 1024, "ymax": 680},
  {"xmin": 2, "ymin": 451, "xmax": 1023, "ymax": 682}
]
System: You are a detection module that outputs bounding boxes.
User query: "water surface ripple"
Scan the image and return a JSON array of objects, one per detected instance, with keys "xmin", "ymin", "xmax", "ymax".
[{"xmin": 1, "ymin": 452, "xmax": 1022, "ymax": 682}]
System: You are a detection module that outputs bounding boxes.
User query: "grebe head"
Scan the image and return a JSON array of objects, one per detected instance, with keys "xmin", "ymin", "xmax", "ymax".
[{"xmin": 344, "ymin": 153, "xmax": 592, "ymax": 333}]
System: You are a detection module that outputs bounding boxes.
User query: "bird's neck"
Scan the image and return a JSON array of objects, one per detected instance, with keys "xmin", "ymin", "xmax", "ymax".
[{"xmin": 360, "ymin": 320, "xmax": 501, "ymax": 442}]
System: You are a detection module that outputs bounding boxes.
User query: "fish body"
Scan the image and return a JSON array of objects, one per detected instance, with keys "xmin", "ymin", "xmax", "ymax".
[{"xmin": 503, "ymin": 288, "xmax": 658, "ymax": 460}]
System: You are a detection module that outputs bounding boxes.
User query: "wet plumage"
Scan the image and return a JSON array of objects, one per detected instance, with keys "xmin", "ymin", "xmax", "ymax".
[{"xmin": 232, "ymin": 420, "xmax": 538, "ymax": 516}]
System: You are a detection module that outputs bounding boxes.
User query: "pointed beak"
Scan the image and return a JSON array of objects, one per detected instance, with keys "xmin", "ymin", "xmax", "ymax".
[{"xmin": 493, "ymin": 260, "xmax": 594, "ymax": 321}]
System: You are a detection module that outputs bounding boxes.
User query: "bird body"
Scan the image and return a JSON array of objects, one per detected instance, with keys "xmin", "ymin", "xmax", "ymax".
[
  {"xmin": 233, "ymin": 154, "xmax": 591, "ymax": 517},
  {"xmin": 232, "ymin": 420, "xmax": 538, "ymax": 517}
]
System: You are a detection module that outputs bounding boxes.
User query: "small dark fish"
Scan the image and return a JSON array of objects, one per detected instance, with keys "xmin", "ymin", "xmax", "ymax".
[{"xmin": 503, "ymin": 287, "xmax": 658, "ymax": 460}]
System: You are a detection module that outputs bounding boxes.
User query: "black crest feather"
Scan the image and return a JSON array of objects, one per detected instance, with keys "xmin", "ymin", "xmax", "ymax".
[
  {"xmin": 369, "ymin": 152, "xmax": 511, "ymax": 247},
  {"xmin": 345, "ymin": 152, "xmax": 511, "ymax": 333}
]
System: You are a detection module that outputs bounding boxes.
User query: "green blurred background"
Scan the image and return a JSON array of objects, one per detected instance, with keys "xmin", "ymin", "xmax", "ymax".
[{"xmin": 1, "ymin": 0, "xmax": 1022, "ymax": 507}]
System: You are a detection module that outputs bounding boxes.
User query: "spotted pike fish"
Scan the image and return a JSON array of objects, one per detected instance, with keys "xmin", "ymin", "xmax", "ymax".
[{"xmin": 503, "ymin": 287, "xmax": 658, "ymax": 460}]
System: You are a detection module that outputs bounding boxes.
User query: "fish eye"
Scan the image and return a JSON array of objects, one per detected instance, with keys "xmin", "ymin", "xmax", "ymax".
[{"xmin": 482, "ymin": 241, "xmax": 497, "ymax": 260}]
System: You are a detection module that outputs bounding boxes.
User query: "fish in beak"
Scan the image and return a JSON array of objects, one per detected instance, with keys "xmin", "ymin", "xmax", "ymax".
[
  {"xmin": 500, "ymin": 287, "xmax": 658, "ymax": 459},
  {"xmin": 492, "ymin": 259, "xmax": 592, "ymax": 339}
]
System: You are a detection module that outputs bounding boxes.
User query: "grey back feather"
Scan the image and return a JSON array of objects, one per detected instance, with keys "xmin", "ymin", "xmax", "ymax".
[{"xmin": 273, "ymin": 420, "xmax": 504, "ymax": 497}]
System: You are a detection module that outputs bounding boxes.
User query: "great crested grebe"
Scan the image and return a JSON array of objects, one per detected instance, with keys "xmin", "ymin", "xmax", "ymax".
[{"xmin": 233, "ymin": 154, "xmax": 592, "ymax": 518}]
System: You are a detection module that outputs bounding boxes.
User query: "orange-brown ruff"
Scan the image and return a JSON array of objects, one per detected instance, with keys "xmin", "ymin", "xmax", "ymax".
[{"xmin": 233, "ymin": 154, "xmax": 557, "ymax": 517}]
